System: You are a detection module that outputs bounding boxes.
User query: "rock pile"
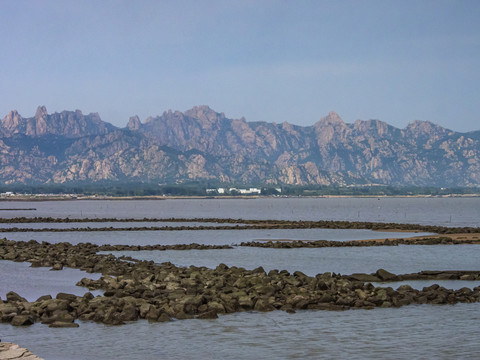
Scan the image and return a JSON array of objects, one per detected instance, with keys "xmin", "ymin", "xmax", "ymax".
[
  {"xmin": 239, "ymin": 237, "xmax": 480, "ymax": 248},
  {"xmin": 0, "ymin": 238, "xmax": 479, "ymax": 327},
  {"xmin": 345, "ymin": 269, "xmax": 480, "ymax": 282},
  {"xmin": 2, "ymin": 217, "xmax": 480, "ymax": 235}
]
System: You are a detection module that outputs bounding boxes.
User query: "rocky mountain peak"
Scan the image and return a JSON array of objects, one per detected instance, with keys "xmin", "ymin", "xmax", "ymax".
[
  {"xmin": 2, "ymin": 110, "xmax": 21, "ymax": 123},
  {"xmin": 185, "ymin": 105, "xmax": 225, "ymax": 123},
  {"xmin": 314, "ymin": 111, "xmax": 346, "ymax": 128},
  {"xmin": 325, "ymin": 111, "xmax": 344, "ymax": 124},
  {"xmin": 353, "ymin": 119, "xmax": 396, "ymax": 137},
  {"xmin": 314, "ymin": 111, "xmax": 350, "ymax": 144},
  {"xmin": 404, "ymin": 120, "xmax": 450, "ymax": 140},
  {"xmin": 185, "ymin": 105, "xmax": 214, "ymax": 115},
  {"xmin": 1, "ymin": 110, "xmax": 24, "ymax": 135},
  {"xmin": 35, "ymin": 105, "xmax": 48, "ymax": 119},
  {"xmin": 127, "ymin": 115, "xmax": 142, "ymax": 130},
  {"xmin": 405, "ymin": 120, "xmax": 445, "ymax": 131}
]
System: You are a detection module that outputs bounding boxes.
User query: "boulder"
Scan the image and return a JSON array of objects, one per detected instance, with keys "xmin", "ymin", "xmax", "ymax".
[
  {"xmin": 6, "ymin": 291, "xmax": 27, "ymax": 303},
  {"xmin": 348, "ymin": 273, "xmax": 381, "ymax": 282},
  {"xmin": 197, "ymin": 310, "xmax": 218, "ymax": 319},
  {"xmin": 35, "ymin": 295, "xmax": 53, "ymax": 302},
  {"xmin": 49, "ymin": 321, "xmax": 79, "ymax": 328},
  {"xmin": 146, "ymin": 307, "xmax": 161, "ymax": 321},
  {"xmin": 11, "ymin": 315, "xmax": 34, "ymax": 326},
  {"xmin": 50, "ymin": 263, "xmax": 63, "ymax": 271},
  {"xmin": 207, "ymin": 301, "xmax": 226, "ymax": 314},
  {"xmin": 238, "ymin": 296, "xmax": 253, "ymax": 310},
  {"xmin": 254, "ymin": 298, "xmax": 275, "ymax": 312},
  {"xmin": 56, "ymin": 293, "xmax": 77, "ymax": 303},
  {"xmin": 375, "ymin": 269, "xmax": 397, "ymax": 281},
  {"xmin": 157, "ymin": 312, "xmax": 172, "ymax": 322}
]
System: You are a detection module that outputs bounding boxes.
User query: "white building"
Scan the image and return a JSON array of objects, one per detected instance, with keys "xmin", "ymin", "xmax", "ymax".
[
  {"xmin": 229, "ymin": 187, "xmax": 261, "ymax": 194},
  {"xmin": 206, "ymin": 188, "xmax": 226, "ymax": 194}
]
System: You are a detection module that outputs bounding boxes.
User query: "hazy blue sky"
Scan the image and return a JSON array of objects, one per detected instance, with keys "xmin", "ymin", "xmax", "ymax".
[{"xmin": 1, "ymin": 0, "xmax": 479, "ymax": 131}]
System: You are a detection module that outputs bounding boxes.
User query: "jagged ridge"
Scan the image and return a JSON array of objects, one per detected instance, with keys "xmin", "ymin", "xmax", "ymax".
[{"xmin": 0, "ymin": 105, "xmax": 479, "ymax": 186}]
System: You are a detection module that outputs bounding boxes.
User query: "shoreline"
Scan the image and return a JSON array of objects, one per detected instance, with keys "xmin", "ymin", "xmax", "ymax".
[{"xmin": 1, "ymin": 193, "xmax": 480, "ymax": 202}]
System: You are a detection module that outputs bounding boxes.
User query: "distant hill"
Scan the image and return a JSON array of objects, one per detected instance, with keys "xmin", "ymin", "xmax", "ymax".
[{"xmin": 1, "ymin": 105, "xmax": 479, "ymax": 186}]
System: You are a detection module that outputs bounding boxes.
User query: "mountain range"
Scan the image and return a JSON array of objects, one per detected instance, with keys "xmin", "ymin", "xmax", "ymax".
[{"xmin": 1, "ymin": 105, "xmax": 479, "ymax": 187}]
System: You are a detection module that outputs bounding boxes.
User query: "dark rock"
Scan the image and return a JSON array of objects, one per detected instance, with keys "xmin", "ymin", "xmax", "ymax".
[
  {"xmin": 375, "ymin": 269, "xmax": 397, "ymax": 281},
  {"xmin": 51, "ymin": 263, "xmax": 63, "ymax": 271},
  {"xmin": 253, "ymin": 299, "xmax": 275, "ymax": 312},
  {"xmin": 56, "ymin": 293, "xmax": 77, "ymax": 303},
  {"xmin": 35, "ymin": 295, "xmax": 52, "ymax": 302},
  {"xmin": 49, "ymin": 321, "xmax": 79, "ymax": 328},
  {"xmin": 197, "ymin": 310, "xmax": 218, "ymax": 319},
  {"xmin": 348, "ymin": 273, "xmax": 381, "ymax": 282},
  {"xmin": 6, "ymin": 292, "xmax": 27, "ymax": 303},
  {"xmin": 11, "ymin": 315, "xmax": 34, "ymax": 326},
  {"xmin": 157, "ymin": 312, "xmax": 172, "ymax": 322}
]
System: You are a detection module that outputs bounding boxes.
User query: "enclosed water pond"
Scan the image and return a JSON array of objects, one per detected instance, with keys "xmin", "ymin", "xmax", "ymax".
[
  {"xmin": 0, "ymin": 261, "xmax": 102, "ymax": 301},
  {"xmin": 105, "ymin": 244, "xmax": 480, "ymax": 277}
]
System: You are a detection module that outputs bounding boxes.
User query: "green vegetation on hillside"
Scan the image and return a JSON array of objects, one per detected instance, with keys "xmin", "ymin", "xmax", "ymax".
[{"xmin": 1, "ymin": 182, "xmax": 479, "ymax": 197}]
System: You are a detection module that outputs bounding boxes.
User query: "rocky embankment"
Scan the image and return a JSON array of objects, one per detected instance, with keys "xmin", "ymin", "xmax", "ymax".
[
  {"xmin": 239, "ymin": 236, "xmax": 480, "ymax": 248},
  {"xmin": 0, "ymin": 341, "xmax": 43, "ymax": 360},
  {"xmin": 2, "ymin": 217, "xmax": 480, "ymax": 235},
  {"xmin": 345, "ymin": 268, "xmax": 480, "ymax": 282},
  {"xmin": 0, "ymin": 238, "xmax": 479, "ymax": 328}
]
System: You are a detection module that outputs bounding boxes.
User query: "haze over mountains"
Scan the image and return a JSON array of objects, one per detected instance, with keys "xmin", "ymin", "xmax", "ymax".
[{"xmin": 1, "ymin": 105, "xmax": 479, "ymax": 187}]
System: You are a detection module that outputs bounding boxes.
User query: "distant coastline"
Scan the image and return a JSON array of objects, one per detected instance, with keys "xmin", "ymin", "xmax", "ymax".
[{"xmin": 1, "ymin": 193, "xmax": 480, "ymax": 202}]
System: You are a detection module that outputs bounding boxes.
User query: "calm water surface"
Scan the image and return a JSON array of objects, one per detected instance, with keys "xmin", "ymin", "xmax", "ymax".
[
  {"xmin": 0, "ymin": 228, "xmax": 432, "ymax": 246},
  {"xmin": 0, "ymin": 261, "xmax": 101, "ymax": 301},
  {"xmin": 106, "ymin": 244, "xmax": 480, "ymax": 276},
  {"xmin": 1, "ymin": 197, "xmax": 479, "ymax": 226},
  {"xmin": 2, "ymin": 304, "xmax": 480, "ymax": 360},
  {"xmin": 1, "ymin": 198, "xmax": 479, "ymax": 359},
  {"xmin": 0, "ymin": 221, "xmax": 245, "ymax": 229}
]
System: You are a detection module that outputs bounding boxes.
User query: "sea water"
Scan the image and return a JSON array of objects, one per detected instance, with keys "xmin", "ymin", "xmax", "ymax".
[{"xmin": 1, "ymin": 197, "xmax": 479, "ymax": 359}]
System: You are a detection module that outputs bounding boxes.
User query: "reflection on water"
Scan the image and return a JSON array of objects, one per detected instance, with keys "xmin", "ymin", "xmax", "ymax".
[{"xmin": 2, "ymin": 303, "xmax": 480, "ymax": 360}]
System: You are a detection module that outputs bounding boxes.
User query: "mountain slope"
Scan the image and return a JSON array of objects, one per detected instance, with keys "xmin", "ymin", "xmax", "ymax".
[{"xmin": 1, "ymin": 106, "xmax": 479, "ymax": 186}]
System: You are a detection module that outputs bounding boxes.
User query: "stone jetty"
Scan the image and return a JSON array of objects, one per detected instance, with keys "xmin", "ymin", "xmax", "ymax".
[
  {"xmin": 239, "ymin": 236, "xmax": 480, "ymax": 248},
  {"xmin": 1, "ymin": 238, "xmax": 479, "ymax": 328},
  {"xmin": 2, "ymin": 216, "xmax": 480, "ymax": 235}
]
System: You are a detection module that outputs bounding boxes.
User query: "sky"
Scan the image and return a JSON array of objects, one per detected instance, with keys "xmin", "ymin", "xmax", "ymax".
[{"xmin": 1, "ymin": 0, "xmax": 479, "ymax": 131}]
